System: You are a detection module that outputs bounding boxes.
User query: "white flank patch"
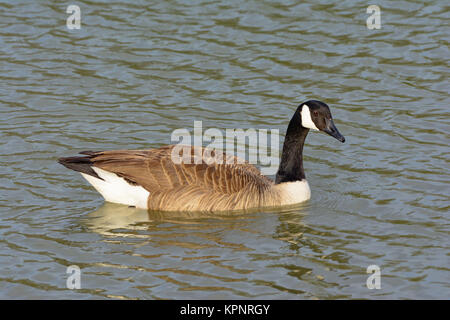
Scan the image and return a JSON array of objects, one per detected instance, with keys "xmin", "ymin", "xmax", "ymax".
[
  {"xmin": 276, "ymin": 180, "xmax": 311, "ymax": 205},
  {"xmin": 81, "ymin": 167, "xmax": 149, "ymax": 209},
  {"xmin": 301, "ymin": 104, "xmax": 319, "ymax": 131}
]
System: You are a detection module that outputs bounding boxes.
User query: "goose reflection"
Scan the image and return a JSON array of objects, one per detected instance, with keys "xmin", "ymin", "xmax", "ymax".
[
  {"xmin": 82, "ymin": 202, "xmax": 310, "ymax": 247},
  {"xmin": 82, "ymin": 203, "xmax": 152, "ymax": 238},
  {"xmin": 83, "ymin": 203, "xmax": 263, "ymax": 240}
]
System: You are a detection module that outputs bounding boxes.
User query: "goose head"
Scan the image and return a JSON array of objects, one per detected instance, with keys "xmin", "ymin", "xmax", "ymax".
[{"xmin": 299, "ymin": 100, "xmax": 345, "ymax": 143}]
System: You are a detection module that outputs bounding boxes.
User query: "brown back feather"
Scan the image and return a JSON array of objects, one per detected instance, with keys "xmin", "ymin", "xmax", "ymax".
[{"xmin": 87, "ymin": 145, "xmax": 276, "ymax": 211}]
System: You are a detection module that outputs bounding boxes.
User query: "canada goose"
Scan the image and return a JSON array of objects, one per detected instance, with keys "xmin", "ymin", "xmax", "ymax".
[{"xmin": 59, "ymin": 100, "xmax": 345, "ymax": 212}]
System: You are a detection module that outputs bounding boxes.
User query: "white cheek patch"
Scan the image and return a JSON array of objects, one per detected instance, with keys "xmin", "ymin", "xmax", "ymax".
[{"xmin": 301, "ymin": 104, "xmax": 319, "ymax": 131}]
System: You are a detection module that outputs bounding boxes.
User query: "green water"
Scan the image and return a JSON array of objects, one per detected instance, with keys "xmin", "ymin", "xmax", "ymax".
[{"xmin": 0, "ymin": 0, "xmax": 449, "ymax": 299}]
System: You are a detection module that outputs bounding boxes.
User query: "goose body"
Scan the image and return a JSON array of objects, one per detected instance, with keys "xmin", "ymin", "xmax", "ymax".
[{"xmin": 59, "ymin": 100, "xmax": 345, "ymax": 212}]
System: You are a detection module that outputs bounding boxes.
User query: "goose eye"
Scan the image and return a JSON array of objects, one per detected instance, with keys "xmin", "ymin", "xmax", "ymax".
[{"xmin": 313, "ymin": 111, "xmax": 318, "ymax": 117}]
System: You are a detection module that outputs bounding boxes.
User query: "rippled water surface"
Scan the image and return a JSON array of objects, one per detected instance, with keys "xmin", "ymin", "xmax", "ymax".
[{"xmin": 0, "ymin": 0, "xmax": 449, "ymax": 299}]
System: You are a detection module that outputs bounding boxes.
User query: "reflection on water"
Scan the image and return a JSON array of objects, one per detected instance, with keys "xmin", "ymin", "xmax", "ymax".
[
  {"xmin": 84, "ymin": 202, "xmax": 309, "ymax": 245},
  {"xmin": 0, "ymin": 0, "xmax": 449, "ymax": 299},
  {"xmin": 84, "ymin": 204, "xmax": 152, "ymax": 238},
  {"xmin": 80, "ymin": 202, "xmax": 324, "ymax": 299}
]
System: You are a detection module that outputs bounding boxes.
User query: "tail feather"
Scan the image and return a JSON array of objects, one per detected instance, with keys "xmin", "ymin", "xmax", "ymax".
[{"xmin": 58, "ymin": 155, "xmax": 103, "ymax": 180}]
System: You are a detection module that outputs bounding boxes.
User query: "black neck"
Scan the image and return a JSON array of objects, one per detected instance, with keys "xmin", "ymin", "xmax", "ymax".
[{"xmin": 275, "ymin": 109, "xmax": 309, "ymax": 184}]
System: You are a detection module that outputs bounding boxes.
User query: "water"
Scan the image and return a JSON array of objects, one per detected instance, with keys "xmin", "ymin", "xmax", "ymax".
[{"xmin": 0, "ymin": 0, "xmax": 449, "ymax": 299}]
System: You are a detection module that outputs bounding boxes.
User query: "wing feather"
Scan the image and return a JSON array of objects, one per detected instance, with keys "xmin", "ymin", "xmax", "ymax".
[{"xmin": 85, "ymin": 145, "xmax": 275, "ymax": 211}]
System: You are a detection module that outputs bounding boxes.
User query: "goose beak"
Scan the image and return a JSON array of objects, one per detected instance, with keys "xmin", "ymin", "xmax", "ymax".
[{"xmin": 324, "ymin": 119, "xmax": 345, "ymax": 143}]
